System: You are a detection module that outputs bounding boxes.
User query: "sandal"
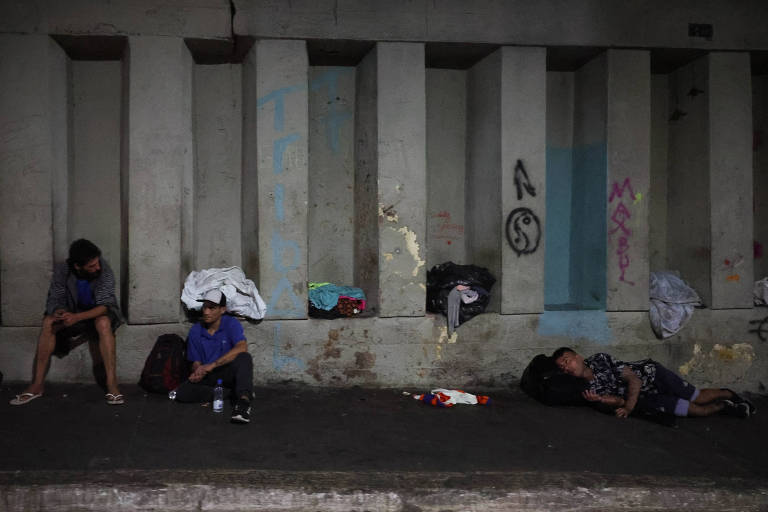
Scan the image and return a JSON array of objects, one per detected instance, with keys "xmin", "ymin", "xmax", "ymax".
[
  {"xmin": 9, "ymin": 392, "xmax": 43, "ymax": 406},
  {"xmin": 105, "ymin": 393, "xmax": 124, "ymax": 405}
]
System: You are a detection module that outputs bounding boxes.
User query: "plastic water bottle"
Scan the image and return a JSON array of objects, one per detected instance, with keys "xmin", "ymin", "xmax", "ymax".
[
  {"xmin": 213, "ymin": 379, "xmax": 224, "ymax": 413},
  {"xmin": 168, "ymin": 388, "xmax": 177, "ymax": 400}
]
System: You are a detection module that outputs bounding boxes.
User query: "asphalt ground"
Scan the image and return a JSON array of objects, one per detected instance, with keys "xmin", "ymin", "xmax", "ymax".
[{"xmin": 1, "ymin": 382, "xmax": 767, "ymax": 511}]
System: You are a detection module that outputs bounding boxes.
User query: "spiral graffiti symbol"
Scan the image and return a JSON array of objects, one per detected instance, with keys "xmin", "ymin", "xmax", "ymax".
[
  {"xmin": 749, "ymin": 316, "xmax": 768, "ymax": 342},
  {"xmin": 506, "ymin": 207, "xmax": 541, "ymax": 257}
]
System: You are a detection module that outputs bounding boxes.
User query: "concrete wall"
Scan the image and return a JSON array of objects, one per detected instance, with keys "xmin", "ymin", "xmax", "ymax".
[
  {"xmin": 571, "ymin": 54, "xmax": 607, "ymax": 310},
  {"xmin": 545, "ymin": 72, "xmax": 575, "ymax": 307},
  {"xmin": 70, "ymin": 61, "xmax": 123, "ymax": 300},
  {"xmin": 667, "ymin": 57, "xmax": 712, "ymax": 305},
  {"xmin": 426, "ymin": 69, "xmax": 466, "ymax": 269},
  {"xmin": 605, "ymin": 50, "xmax": 650, "ymax": 311},
  {"xmin": 708, "ymin": 53, "xmax": 753, "ymax": 309},
  {"xmin": 466, "ymin": 51, "xmax": 503, "ymax": 312},
  {"xmin": 308, "ymin": 66, "xmax": 356, "ymax": 285},
  {"xmin": 755, "ymin": 75, "xmax": 768, "ymax": 281},
  {"xmin": 0, "ymin": 35, "xmax": 66, "ymax": 326},
  {"xmin": 1, "ymin": 3, "xmax": 767, "ymax": 392},
  {"xmin": 649, "ymin": 75, "xmax": 669, "ymax": 272}
]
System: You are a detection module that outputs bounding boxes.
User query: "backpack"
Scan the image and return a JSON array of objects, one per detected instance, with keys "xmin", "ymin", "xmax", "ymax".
[
  {"xmin": 138, "ymin": 334, "xmax": 190, "ymax": 393},
  {"xmin": 520, "ymin": 354, "xmax": 588, "ymax": 406}
]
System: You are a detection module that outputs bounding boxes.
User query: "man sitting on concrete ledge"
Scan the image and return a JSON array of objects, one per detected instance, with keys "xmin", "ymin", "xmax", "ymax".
[
  {"xmin": 175, "ymin": 289, "xmax": 254, "ymax": 424},
  {"xmin": 552, "ymin": 347, "xmax": 755, "ymax": 419},
  {"xmin": 10, "ymin": 239, "xmax": 124, "ymax": 406}
]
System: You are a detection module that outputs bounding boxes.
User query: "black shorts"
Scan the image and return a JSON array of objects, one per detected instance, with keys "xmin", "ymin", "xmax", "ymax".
[{"xmin": 52, "ymin": 309, "xmax": 120, "ymax": 358}]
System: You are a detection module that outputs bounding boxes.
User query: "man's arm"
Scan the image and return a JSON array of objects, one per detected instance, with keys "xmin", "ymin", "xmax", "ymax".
[
  {"xmin": 616, "ymin": 366, "xmax": 641, "ymax": 418},
  {"xmin": 190, "ymin": 341, "xmax": 248, "ymax": 379},
  {"xmin": 582, "ymin": 390, "xmax": 626, "ymax": 408}
]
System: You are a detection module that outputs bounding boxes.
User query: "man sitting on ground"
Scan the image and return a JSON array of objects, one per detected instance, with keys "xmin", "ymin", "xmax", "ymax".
[
  {"xmin": 175, "ymin": 289, "xmax": 253, "ymax": 424},
  {"xmin": 552, "ymin": 347, "xmax": 755, "ymax": 419},
  {"xmin": 11, "ymin": 239, "xmax": 124, "ymax": 406}
]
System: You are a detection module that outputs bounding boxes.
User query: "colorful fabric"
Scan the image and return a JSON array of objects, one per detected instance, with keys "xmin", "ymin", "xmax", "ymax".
[
  {"xmin": 337, "ymin": 297, "xmax": 364, "ymax": 316},
  {"xmin": 308, "ymin": 283, "xmax": 366, "ymax": 311},
  {"xmin": 413, "ymin": 389, "xmax": 491, "ymax": 408}
]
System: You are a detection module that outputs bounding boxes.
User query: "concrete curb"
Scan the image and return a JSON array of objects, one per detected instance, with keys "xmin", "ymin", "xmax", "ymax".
[{"xmin": 2, "ymin": 469, "xmax": 767, "ymax": 511}]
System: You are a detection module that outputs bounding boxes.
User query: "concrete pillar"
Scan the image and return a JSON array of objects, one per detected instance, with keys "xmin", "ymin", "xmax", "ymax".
[
  {"xmin": 125, "ymin": 36, "xmax": 193, "ymax": 323},
  {"xmin": 242, "ymin": 46, "xmax": 260, "ymax": 285},
  {"xmin": 193, "ymin": 64, "xmax": 243, "ymax": 270},
  {"xmin": 70, "ymin": 61, "xmax": 122, "ymax": 302},
  {"xmin": 427, "ymin": 69, "xmax": 466, "ymax": 269},
  {"xmin": 649, "ymin": 75, "xmax": 669, "ymax": 272},
  {"xmin": 355, "ymin": 43, "xmax": 427, "ymax": 317},
  {"xmin": 754, "ymin": 75, "xmax": 768, "ymax": 281},
  {"xmin": 377, "ymin": 43, "xmax": 427, "ymax": 317},
  {"xmin": 308, "ymin": 66, "xmax": 356, "ymax": 284},
  {"xmin": 254, "ymin": 40, "xmax": 309, "ymax": 319},
  {"xmin": 605, "ymin": 49, "xmax": 650, "ymax": 311},
  {"xmin": 500, "ymin": 47, "xmax": 547, "ymax": 314},
  {"xmin": 467, "ymin": 51, "xmax": 502, "ymax": 312},
  {"xmin": 708, "ymin": 52, "xmax": 753, "ymax": 309},
  {"xmin": 0, "ymin": 35, "xmax": 67, "ymax": 326}
]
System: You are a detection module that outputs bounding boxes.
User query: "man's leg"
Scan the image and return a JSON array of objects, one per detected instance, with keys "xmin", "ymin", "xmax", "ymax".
[
  {"xmin": 24, "ymin": 316, "xmax": 60, "ymax": 395},
  {"xmin": 692, "ymin": 388, "xmax": 732, "ymax": 405},
  {"xmin": 94, "ymin": 314, "xmax": 121, "ymax": 397},
  {"xmin": 174, "ymin": 380, "xmax": 215, "ymax": 403}
]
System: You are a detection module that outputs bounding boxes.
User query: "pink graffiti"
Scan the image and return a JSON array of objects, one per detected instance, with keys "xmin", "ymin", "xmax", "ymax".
[{"xmin": 609, "ymin": 178, "xmax": 635, "ymax": 286}]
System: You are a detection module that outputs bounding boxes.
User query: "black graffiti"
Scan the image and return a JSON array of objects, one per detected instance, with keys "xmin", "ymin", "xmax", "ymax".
[
  {"xmin": 514, "ymin": 159, "xmax": 536, "ymax": 200},
  {"xmin": 506, "ymin": 207, "xmax": 541, "ymax": 256},
  {"xmin": 749, "ymin": 316, "xmax": 768, "ymax": 342}
]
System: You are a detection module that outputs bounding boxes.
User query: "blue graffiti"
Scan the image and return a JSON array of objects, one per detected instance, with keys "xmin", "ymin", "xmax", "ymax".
[
  {"xmin": 274, "ymin": 183, "xmax": 285, "ymax": 222},
  {"xmin": 257, "ymin": 85, "xmax": 304, "ymax": 132},
  {"xmin": 273, "ymin": 322, "xmax": 305, "ymax": 370},
  {"xmin": 271, "ymin": 231, "xmax": 300, "ymax": 273},
  {"xmin": 273, "ymin": 133, "xmax": 301, "ymax": 175},
  {"xmin": 537, "ymin": 310, "xmax": 613, "ymax": 345},
  {"xmin": 310, "ymin": 69, "xmax": 354, "ymax": 154}
]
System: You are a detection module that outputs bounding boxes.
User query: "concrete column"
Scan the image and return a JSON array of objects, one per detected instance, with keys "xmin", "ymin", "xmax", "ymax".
[
  {"xmin": 466, "ymin": 51, "xmax": 502, "ymax": 312},
  {"xmin": 255, "ymin": 40, "xmax": 309, "ymax": 319},
  {"xmin": 308, "ymin": 66, "xmax": 356, "ymax": 284},
  {"xmin": 376, "ymin": 43, "xmax": 427, "ymax": 317},
  {"xmin": 649, "ymin": 75, "xmax": 669, "ymax": 272},
  {"xmin": 754, "ymin": 75, "xmax": 768, "ymax": 281},
  {"xmin": 708, "ymin": 52, "xmax": 753, "ymax": 309},
  {"xmin": 427, "ymin": 69, "xmax": 466, "ymax": 270},
  {"xmin": 70, "ymin": 61, "xmax": 122, "ymax": 302},
  {"xmin": 126, "ymin": 36, "xmax": 193, "ymax": 323},
  {"xmin": 193, "ymin": 64, "xmax": 243, "ymax": 270},
  {"xmin": 242, "ymin": 46, "xmax": 259, "ymax": 285},
  {"xmin": 605, "ymin": 49, "xmax": 651, "ymax": 311},
  {"xmin": 0, "ymin": 35, "xmax": 67, "ymax": 326},
  {"xmin": 501, "ymin": 47, "xmax": 547, "ymax": 314}
]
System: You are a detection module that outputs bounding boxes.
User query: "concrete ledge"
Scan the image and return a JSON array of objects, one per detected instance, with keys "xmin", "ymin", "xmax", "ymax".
[
  {"xmin": 1, "ymin": 308, "xmax": 766, "ymax": 390},
  {"xmin": 2, "ymin": 469, "xmax": 767, "ymax": 511}
]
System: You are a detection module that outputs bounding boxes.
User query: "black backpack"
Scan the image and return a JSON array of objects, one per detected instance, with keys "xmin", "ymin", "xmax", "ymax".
[
  {"xmin": 520, "ymin": 354, "xmax": 588, "ymax": 406},
  {"xmin": 139, "ymin": 334, "xmax": 190, "ymax": 393}
]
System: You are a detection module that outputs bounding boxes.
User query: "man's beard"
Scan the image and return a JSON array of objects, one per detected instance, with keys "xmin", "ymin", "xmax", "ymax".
[{"xmin": 77, "ymin": 268, "xmax": 101, "ymax": 281}]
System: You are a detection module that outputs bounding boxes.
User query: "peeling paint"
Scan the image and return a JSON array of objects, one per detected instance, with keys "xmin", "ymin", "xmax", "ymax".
[
  {"xmin": 419, "ymin": 283, "xmax": 426, "ymax": 290},
  {"xmin": 437, "ymin": 326, "xmax": 458, "ymax": 345},
  {"xmin": 378, "ymin": 203, "xmax": 399, "ymax": 223},
  {"xmin": 678, "ymin": 343, "xmax": 754, "ymax": 383},
  {"xmin": 383, "ymin": 252, "xmax": 394, "ymax": 262},
  {"xmin": 397, "ymin": 226, "xmax": 425, "ymax": 277}
]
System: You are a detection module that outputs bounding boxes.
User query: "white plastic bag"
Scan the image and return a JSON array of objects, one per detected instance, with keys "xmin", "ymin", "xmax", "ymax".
[
  {"xmin": 649, "ymin": 271, "xmax": 701, "ymax": 339},
  {"xmin": 181, "ymin": 266, "xmax": 267, "ymax": 320}
]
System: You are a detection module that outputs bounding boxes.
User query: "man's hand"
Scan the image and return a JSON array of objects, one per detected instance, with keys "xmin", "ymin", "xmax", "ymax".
[
  {"xmin": 188, "ymin": 363, "xmax": 214, "ymax": 383},
  {"xmin": 59, "ymin": 311, "xmax": 80, "ymax": 327},
  {"xmin": 615, "ymin": 406, "xmax": 633, "ymax": 418},
  {"xmin": 582, "ymin": 390, "xmax": 603, "ymax": 402}
]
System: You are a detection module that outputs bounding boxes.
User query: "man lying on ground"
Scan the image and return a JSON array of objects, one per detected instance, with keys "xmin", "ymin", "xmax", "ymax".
[{"xmin": 552, "ymin": 347, "xmax": 755, "ymax": 419}]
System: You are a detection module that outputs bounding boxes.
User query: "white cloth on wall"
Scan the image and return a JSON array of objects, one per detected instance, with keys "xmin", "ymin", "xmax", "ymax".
[
  {"xmin": 181, "ymin": 266, "xmax": 267, "ymax": 320},
  {"xmin": 649, "ymin": 271, "xmax": 702, "ymax": 339}
]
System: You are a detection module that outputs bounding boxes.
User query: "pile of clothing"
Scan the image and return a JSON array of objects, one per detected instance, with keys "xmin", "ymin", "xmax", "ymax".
[
  {"xmin": 181, "ymin": 266, "xmax": 267, "ymax": 320},
  {"xmin": 308, "ymin": 282, "xmax": 366, "ymax": 319},
  {"xmin": 426, "ymin": 262, "xmax": 495, "ymax": 334}
]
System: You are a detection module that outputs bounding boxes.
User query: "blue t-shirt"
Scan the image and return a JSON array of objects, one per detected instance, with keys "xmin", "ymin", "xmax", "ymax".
[
  {"xmin": 76, "ymin": 279, "xmax": 94, "ymax": 310},
  {"xmin": 187, "ymin": 315, "xmax": 246, "ymax": 365}
]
